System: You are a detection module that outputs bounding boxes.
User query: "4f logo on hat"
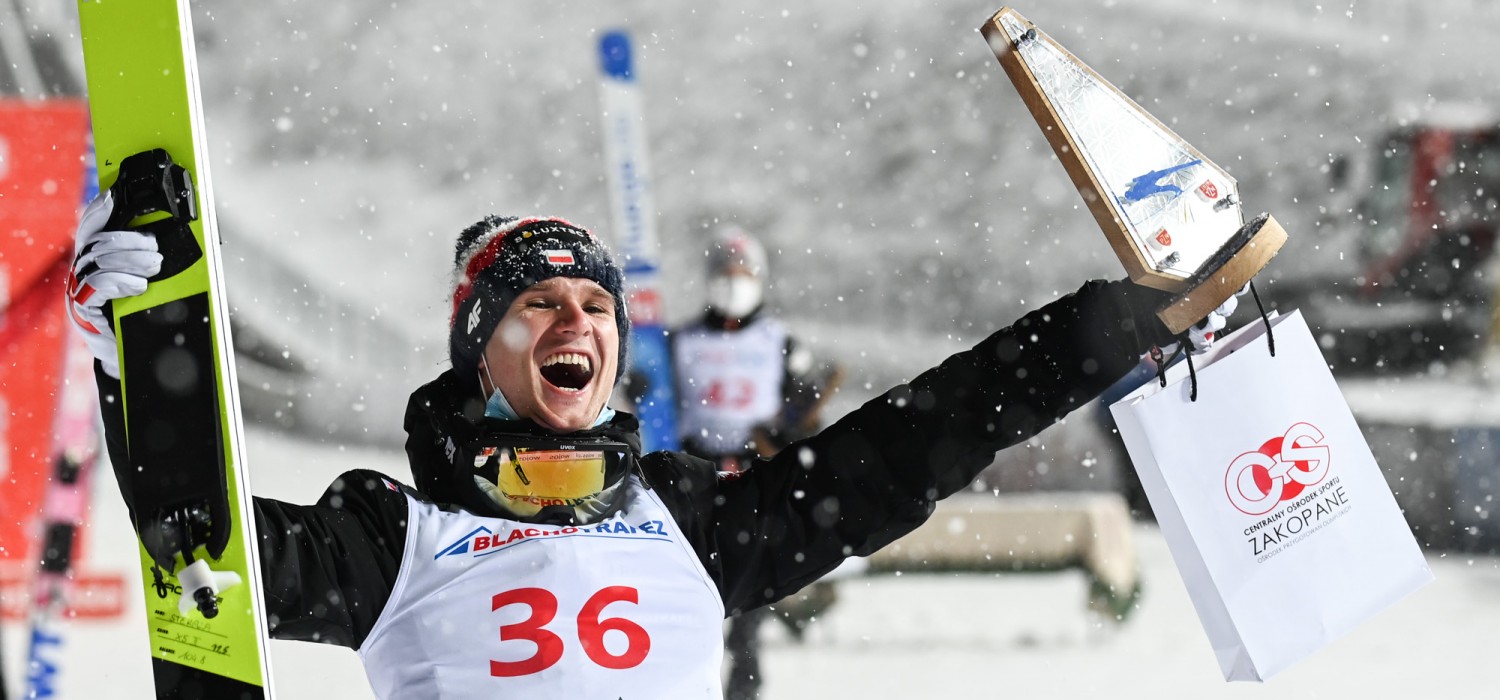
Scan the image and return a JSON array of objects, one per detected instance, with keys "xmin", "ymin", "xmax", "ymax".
[
  {"xmin": 466, "ymin": 298, "xmax": 483, "ymax": 334},
  {"xmin": 544, "ymin": 250, "xmax": 576, "ymax": 266}
]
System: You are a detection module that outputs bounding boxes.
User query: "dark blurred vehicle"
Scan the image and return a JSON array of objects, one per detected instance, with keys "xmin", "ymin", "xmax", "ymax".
[{"xmin": 1274, "ymin": 109, "xmax": 1500, "ymax": 373}]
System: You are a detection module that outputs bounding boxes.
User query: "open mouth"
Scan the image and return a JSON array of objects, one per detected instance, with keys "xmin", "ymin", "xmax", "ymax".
[{"xmin": 540, "ymin": 352, "xmax": 594, "ymax": 391}]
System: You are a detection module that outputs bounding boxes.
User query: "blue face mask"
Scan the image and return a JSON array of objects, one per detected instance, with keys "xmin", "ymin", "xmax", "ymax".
[
  {"xmin": 482, "ymin": 385, "xmax": 521, "ymax": 421},
  {"xmin": 482, "ymin": 369, "xmax": 615, "ymax": 428}
]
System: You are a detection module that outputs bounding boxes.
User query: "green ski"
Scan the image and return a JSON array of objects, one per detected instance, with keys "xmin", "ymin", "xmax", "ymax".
[{"xmin": 77, "ymin": 0, "xmax": 274, "ymax": 697}]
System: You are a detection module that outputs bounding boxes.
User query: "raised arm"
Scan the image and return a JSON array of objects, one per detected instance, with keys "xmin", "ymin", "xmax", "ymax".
[{"xmin": 707, "ymin": 278, "xmax": 1176, "ymax": 613}]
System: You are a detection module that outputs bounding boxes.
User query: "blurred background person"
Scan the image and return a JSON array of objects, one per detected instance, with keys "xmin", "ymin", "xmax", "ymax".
[{"xmin": 673, "ymin": 225, "xmax": 845, "ymax": 700}]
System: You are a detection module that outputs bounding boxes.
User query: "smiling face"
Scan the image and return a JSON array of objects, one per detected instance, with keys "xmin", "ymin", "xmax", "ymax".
[{"xmin": 480, "ymin": 277, "xmax": 620, "ymax": 433}]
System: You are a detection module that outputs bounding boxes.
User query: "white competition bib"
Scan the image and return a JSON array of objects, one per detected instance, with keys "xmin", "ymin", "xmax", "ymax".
[
  {"xmin": 674, "ymin": 318, "xmax": 788, "ymax": 453},
  {"xmin": 358, "ymin": 476, "xmax": 725, "ymax": 699}
]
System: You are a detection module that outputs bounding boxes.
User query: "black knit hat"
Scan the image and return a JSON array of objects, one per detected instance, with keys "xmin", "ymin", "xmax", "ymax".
[{"xmin": 449, "ymin": 215, "xmax": 629, "ymax": 387}]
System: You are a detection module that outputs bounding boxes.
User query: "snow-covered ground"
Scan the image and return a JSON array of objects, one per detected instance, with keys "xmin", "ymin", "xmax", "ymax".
[{"xmin": 3, "ymin": 428, "xmax": 1496, "ymax": 699}]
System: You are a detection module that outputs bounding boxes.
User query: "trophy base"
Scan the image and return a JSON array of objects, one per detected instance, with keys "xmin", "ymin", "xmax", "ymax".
[{"xmin": 1156, "ymin": 214, "xmax": 1288, "ymax": 334}]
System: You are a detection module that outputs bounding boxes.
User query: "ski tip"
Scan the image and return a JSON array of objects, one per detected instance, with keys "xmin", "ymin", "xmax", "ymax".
[{"xmin": 599, "ymin": 30, "xmax": 634, "ymax": 80}]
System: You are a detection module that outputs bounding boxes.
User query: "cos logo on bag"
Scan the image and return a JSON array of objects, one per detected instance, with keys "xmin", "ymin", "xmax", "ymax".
[{"xmin": 1224, "ymin": 422, "xmax": 1331, "ymax": 516}]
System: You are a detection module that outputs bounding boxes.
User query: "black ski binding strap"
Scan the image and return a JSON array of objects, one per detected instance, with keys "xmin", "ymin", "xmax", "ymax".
[
  {"xmin": 105, "ymin": 148, "xmax": 204, "ymax": 281},
  {"xmin": 117, "ymin": 289, "xmax": 234, "ymax": 617},
  {"xmin": 152, "ymin": 565, "xmax": 171, "ymax": 600}
]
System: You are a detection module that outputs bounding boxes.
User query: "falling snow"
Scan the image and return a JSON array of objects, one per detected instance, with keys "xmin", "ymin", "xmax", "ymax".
[{"xmin": 4, "ymin": 0, "xmax": 1500, "ymax": 696}]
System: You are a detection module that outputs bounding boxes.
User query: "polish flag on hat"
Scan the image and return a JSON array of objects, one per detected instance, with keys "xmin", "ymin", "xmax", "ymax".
[{"xmin": 544, "ymin": 250, "xmax": 576, "ymax": 265}]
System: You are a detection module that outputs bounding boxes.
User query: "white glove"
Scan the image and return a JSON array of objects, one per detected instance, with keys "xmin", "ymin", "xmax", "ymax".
[
  {"xmin": 1182, "ymin": 284, "xmax": 1249, "ymax": 354},
  {"xmin": 66, "ymin": 190, "xmax": 163, "ymax": 378}
]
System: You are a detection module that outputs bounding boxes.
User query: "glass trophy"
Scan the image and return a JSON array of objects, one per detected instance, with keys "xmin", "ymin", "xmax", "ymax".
[{"xmin": 980, "ymin": 7, "xmax": 1287, "ymax": 333}]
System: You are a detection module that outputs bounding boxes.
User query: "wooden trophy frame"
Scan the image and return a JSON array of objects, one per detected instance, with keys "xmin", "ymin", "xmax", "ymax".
[{"xmin": 980, "ymin": 7, "xmax": 1286, "ymax": 333}]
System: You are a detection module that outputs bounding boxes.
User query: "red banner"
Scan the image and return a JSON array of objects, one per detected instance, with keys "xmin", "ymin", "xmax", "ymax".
[
  {"xmin": 0, "ymin": 100, "xmax": 122, "ymax": 619},
  {"xmin": 0, "ymin": 99, "xmax": 91, "ymax": 568},
  {"xmin": 0, "ymin": 100, "xmax": 90, "ymax": 307},
  {"xmin": 0, "ymin": 268, "xmax": 125, "ymax": 619},
  {"xmin": 0, "ymin": 253, "xmax": 71, "ymax": 559}
]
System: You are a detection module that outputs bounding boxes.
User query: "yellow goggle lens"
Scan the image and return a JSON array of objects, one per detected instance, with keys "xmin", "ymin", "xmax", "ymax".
[{"xmin": 494, "ymin": 448, "xmax": 607, "ymax": 503}]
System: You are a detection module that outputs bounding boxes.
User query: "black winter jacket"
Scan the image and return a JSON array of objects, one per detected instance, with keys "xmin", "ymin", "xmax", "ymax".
[{"xmin": 95, "ymin": 278, "xmax": 1176, "ymax": 650}]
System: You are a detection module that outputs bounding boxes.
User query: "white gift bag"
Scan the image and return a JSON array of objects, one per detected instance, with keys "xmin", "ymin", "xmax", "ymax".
[{"xmin": 1109, "ymin": 309, "xmax": 1432, "ymax": 682}]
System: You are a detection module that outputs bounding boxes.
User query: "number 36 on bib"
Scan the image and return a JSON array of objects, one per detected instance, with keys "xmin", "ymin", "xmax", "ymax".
[{"xmin": 491, "ymin": 585, "xmax": 650, "ymax": 676}]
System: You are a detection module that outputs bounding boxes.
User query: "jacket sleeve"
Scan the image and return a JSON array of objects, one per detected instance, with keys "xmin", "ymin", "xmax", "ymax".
[
  {"xmin": 704, "ymin": 278, "xmax": 1178, "ymax": 613},
  {"xmin": 252, "ymin": 472, "xmax": 409, "ymax": 647},
  {"xmin": 94, "ymin": 365, "xmax": 409, "ymax": 648}
]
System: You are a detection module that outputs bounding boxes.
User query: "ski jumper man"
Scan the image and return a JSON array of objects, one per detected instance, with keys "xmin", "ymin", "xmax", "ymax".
[
  {"xmin": 69, "ymin": 204, "xmax": 1236, "ymax": 698},
  {"xmin": 672, "ymin": 226, "xmax": 844, "ymax": 699}
]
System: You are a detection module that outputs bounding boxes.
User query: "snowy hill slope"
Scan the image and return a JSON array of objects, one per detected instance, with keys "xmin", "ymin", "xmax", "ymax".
[
  {"xmin": 192, "ymin": 0, "xmax": 1500, "ymax": 435},
  {"xmin": 18, "ymin": 0, "xmax": 1500, "ymax": 439},
  {"xmin": 16, "ymin": 0, "xmax": 1500, "ymax": 364},
  {"xmin": 181, "ymin": 0, "xmax": 1499, "ymax": 326}
]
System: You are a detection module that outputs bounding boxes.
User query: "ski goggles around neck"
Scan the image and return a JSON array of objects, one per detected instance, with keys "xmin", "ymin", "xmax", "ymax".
[{"xmin": 464, "ymin": 433, "xmax": 634, "ymax": 524}]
